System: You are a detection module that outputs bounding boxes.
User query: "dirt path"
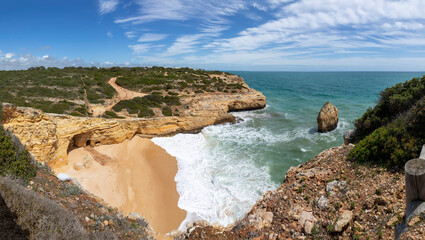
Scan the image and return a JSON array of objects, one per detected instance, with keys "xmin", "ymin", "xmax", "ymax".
[
  {"xmin": 90, "ymin": 77, "xmax": 147, "ymax": 117},
  {"xmin": 108, "ymin": 77, "xmax": 146, "ymax": 101}
]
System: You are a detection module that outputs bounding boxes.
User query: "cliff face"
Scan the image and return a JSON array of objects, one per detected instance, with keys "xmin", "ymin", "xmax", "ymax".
[{"xmin": 1, "ymin": 88, "xmax": 265, "ymax": 167}]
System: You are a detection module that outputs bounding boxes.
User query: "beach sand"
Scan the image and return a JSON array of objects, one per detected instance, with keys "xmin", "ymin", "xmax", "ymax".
[{"xmin": 57, "ymin": 136, "xmax": 186, "ymax": 238}]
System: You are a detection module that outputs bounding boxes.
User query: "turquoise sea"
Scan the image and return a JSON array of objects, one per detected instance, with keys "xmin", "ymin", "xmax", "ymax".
[{"xmin": 152, "ymin": 72, "xmax": 425, "ymax": 229}]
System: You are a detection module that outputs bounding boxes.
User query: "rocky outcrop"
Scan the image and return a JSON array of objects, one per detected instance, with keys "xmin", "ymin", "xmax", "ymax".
[
  {"xmin": 317, "ymin": 102, "xmax": 338, "ymax": 133},
  {"xmin": 1, "ymin": 87, "xmax": 266, "ymax": 167},
  {"xmin": 343, "ymin": 129, "xmax": 356, "ymax": 145},
  {"xmin": 182, "ymin": 144, "xmax": 415, "ymax": 239}
]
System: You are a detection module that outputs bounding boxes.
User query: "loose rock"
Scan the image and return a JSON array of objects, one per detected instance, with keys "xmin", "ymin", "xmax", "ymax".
[
  {"xmin": 317, "ymin": 195, "xmax": 329, "ymax": 210},
  {"xmin": 334, "ymin": 210, "xmax": 353, "ymax": 232}
]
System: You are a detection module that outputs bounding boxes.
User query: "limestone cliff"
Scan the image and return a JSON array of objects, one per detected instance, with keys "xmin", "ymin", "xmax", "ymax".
[{"xmin": 1, "ymin": 87, "xmax": 265, "ymax": 167}]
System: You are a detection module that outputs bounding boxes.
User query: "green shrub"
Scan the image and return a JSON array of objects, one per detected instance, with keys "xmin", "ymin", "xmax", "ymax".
[
  {"xmin": 162, "ymin": 107, "xmax": 172, "ymax": 116},
  {"xmin": 0, "ymin": 128, "xmax": 37, "ymax": 181},
  {"xmin": 103, "ymin": 111, "xmax": 120, "ymax": 119},
  {"xmin": 138, "ymin": 107, "xmax": 154, "ymax": 118},
  {"xmin": 354, "ymin": 76, "xmax": 425, "ymax": 141},
  {"xmin": 348, "ymin": 96, "xmax": 425, "ymax": 169},
  {"xmin": 61, "ymin": 183, "xmax": 81, "ymax": 197}
]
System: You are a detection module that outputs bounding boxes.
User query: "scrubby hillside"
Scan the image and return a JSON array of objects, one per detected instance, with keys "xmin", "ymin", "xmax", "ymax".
[
  {"xmin": 0, "ymin": 66, "xmax": 247, "ymax": 118},
  {"xmin": 348, "ymin": 75, "xmax": 425, "ymax": 169},
  {"xmin": 0, "ymin": 125, "xmax": 154, "ymax": 239}
]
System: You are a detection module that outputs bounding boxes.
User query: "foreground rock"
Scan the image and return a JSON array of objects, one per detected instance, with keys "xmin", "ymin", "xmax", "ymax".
[
  {"xmin": 317, "ymin": 102, "xmax": 338, "ymax": 133},
  {"xmin": 343, "ymin": 129, "xmax": 356, "ymax": 144},
  {"xmin": 1, "ymin": 83, "xmax": 265, "ymax": 167},
  {"xmin": 180, "ymin": 144, "xmax": 422, "ymax": 240}
]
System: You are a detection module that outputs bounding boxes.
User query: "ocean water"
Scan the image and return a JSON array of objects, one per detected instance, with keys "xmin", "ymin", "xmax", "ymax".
[{"xmin": 152, "ymin": 72, "xmax": 425, "ymax": 229}]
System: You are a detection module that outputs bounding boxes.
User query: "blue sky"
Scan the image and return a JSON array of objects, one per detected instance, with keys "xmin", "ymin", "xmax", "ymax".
[{"xmin": 1, "ymin": 0, "xmax": 425, "ymax": 71}]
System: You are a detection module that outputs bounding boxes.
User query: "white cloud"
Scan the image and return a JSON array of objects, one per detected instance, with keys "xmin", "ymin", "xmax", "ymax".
[
  {"xmin": 108, "ymin": 0, "xmax": 425, "ymax": 70},
  {"xmin": 0, "ymin": 54, "xmax": 87, "ymax": 70},
  {"xmin": 129, "ymin": 44, "xmax": 152, "ymax": 54},
  {"xmin": 107, "ymin": 32, "xmax": 113, "ymax": 37},
  {"xmin": 115, "ymin": 0, "xmax": 247, "ymax": 24},
  {"xmin": 125, "ymin": 31, "xmax": 137, "ymax": 39},
  {"xmin": 204, "ymin": 0, "xmax": 425, "ymax": 55},
  {"xmin": 253, "ymin": 3, "xmax": 267, "ymax": 11},
  {"xmin": 99, "ymin": 0, "xmax": 119, "ymax": 15},
  {"xmin": 138, "ymin": 33, "xmax": 167, "ymax": 42},
  {"xmin": 5, "ymin": 53, "xmax": 15, "ymax": 59}
]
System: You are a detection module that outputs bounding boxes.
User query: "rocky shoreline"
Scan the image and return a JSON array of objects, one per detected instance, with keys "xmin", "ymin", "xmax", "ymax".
[{"xmin": 179, "ymin": 144, "xmax": 424, "ymax": 240}]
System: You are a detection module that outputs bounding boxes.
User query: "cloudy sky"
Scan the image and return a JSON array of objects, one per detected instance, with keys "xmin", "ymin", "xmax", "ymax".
[{"xmin": 1, "ymin": 0, "xmax": 425, "ymax": 70}]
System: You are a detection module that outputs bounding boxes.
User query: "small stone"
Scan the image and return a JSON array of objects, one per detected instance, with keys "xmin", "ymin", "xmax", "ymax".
[
  {"xmin": 29, "ymin": 181, "xmax": 34, "ymax": 185},
  {"xmin": 299, "ymin": 211, "xmax": 317, "ymax": 234},
  {"xmin": 57, "ymin": 173, "xmax": 71, "ymax": 181},
  {"xmin": 326, "ymin": 181, "xmax": 339, "ymax": 192},
  {"xmin": 268, "ymin": 233, "xmax": 277, "ymax": 240},
  {"xmin": 103, "ymin": 220, "xmax": 109, "ymax": 226},
  {"xmin": 85, "ymin": 217, "xmax": 90, "ymax": 222},
  {"xmin": 304, "ymin": 220, "xmax": 314, "ymax": 234},
  {"xmin": 73, "ymin": 162, "xmax": 85, "ymax": 171},
  {"xmin": 90, "ymin": 213, "xmax": 95, "ymax": 219},
  {"xmin": 408, "ymin": 216, "xmax": 420, "ymax": 227},
  {"xmin": 318, "ymin": 195, "xmax": 329, "ymax": 210},
  {"xmin": 108, "ymin": 219, "xmax": 114, "ymax": 226},
  {"xmin": 334, "ymin": 210, "xmax": 353, "ymax": 232},
  {"xmin": 387, "ymin": 216, "xmax": 398, "ymax": 227},
  {"xmin": 128, "ymin": 212, "xmax": 141, "ymax": 220},
  {"xmin": 261, "ymin": 211, "xmax": 274, "ymax": 223}
]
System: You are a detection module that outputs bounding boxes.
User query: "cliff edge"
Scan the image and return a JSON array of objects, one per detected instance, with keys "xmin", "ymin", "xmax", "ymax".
[{"xmin": 1, "ymin": 81, "xmax": 265, "ymax": 168}]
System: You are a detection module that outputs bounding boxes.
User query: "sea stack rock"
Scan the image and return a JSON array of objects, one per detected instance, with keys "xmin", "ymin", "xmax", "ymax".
[{"xmin": 317, "ymin": 102, "xmax": 338, "ymax": 133}]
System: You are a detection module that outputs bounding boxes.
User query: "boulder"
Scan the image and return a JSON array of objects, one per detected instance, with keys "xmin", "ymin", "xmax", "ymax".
[
  {"xmin": 317, "ymin": 102, "xmax": 338, "ymax": 133},
  {"xmin": 343, "ymin": 129, "xmax": 356, "ymax": 145},
  {"xmin": 298, "ymin": 211, "xmax": 317, "ymax": 234}
]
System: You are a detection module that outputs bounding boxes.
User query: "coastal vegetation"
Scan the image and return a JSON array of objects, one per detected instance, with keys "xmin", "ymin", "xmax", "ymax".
[
  {"xmin": 0, "ymin": 66, "xmax": 245, "ymax": 117},
  {"xmin": 0, "ymin": 124, "xmax": 152, "ymax": 239},
  {"xmin": 0, "ymin": 126, "xmax": 37, "ymax": 182},
  {"xmin": 348, "ymin": 75, "xmax": 425, "ymax": 169}
]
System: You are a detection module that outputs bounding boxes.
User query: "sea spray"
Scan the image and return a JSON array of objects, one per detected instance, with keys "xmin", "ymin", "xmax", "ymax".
[{"xmin": 152, "ymin": 122, "xmax": 277, "ymax": 229}]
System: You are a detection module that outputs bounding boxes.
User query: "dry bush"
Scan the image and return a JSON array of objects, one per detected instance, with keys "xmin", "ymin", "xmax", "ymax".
[{"xmin": 0, "ymin": 176, "xmax": 116, "ymax": 240}]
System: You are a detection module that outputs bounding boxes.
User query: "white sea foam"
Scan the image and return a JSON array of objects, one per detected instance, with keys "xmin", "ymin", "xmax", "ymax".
[
  {"xmin": 152, "ymin": 110, "xmax": 350, "ymax": 230},
  {"xmin": 152, "ymin": 126, "xmax": 277, "ymax": 230}
]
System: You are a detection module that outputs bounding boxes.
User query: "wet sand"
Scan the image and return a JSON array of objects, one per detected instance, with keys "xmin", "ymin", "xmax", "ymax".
[{"xmin": 57, "ymin": 136, "xmax": 185, "ymax": 238}]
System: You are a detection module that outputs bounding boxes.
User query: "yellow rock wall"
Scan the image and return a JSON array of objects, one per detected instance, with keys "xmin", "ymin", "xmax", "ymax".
[{"xmin": 1, "ymin": 89, "xmax": 266, "ymax": 167}]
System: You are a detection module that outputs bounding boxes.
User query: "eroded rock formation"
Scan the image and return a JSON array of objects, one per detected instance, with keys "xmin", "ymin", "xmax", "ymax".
[
  {"xmin": 1, "ymin": 87, "xmax": 266, "ymax": 168},
  {"xmin": 317, "ymin": 102, "xmax": 338, "ymax": 133}
]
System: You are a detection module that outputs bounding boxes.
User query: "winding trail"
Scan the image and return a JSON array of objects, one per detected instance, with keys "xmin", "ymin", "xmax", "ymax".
[
  {"xmin": 108, "ymin": 77, "xmax": 146, "ymax": 101},
  {"xmin": 90, "ymin": 77, "xmax": 147, "ymax": 117}
]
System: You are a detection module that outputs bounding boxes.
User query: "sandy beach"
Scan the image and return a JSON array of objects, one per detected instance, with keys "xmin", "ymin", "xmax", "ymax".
[{"xmin": 56, "ymin": 136, "xmax": 185, "ymax": 238}]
